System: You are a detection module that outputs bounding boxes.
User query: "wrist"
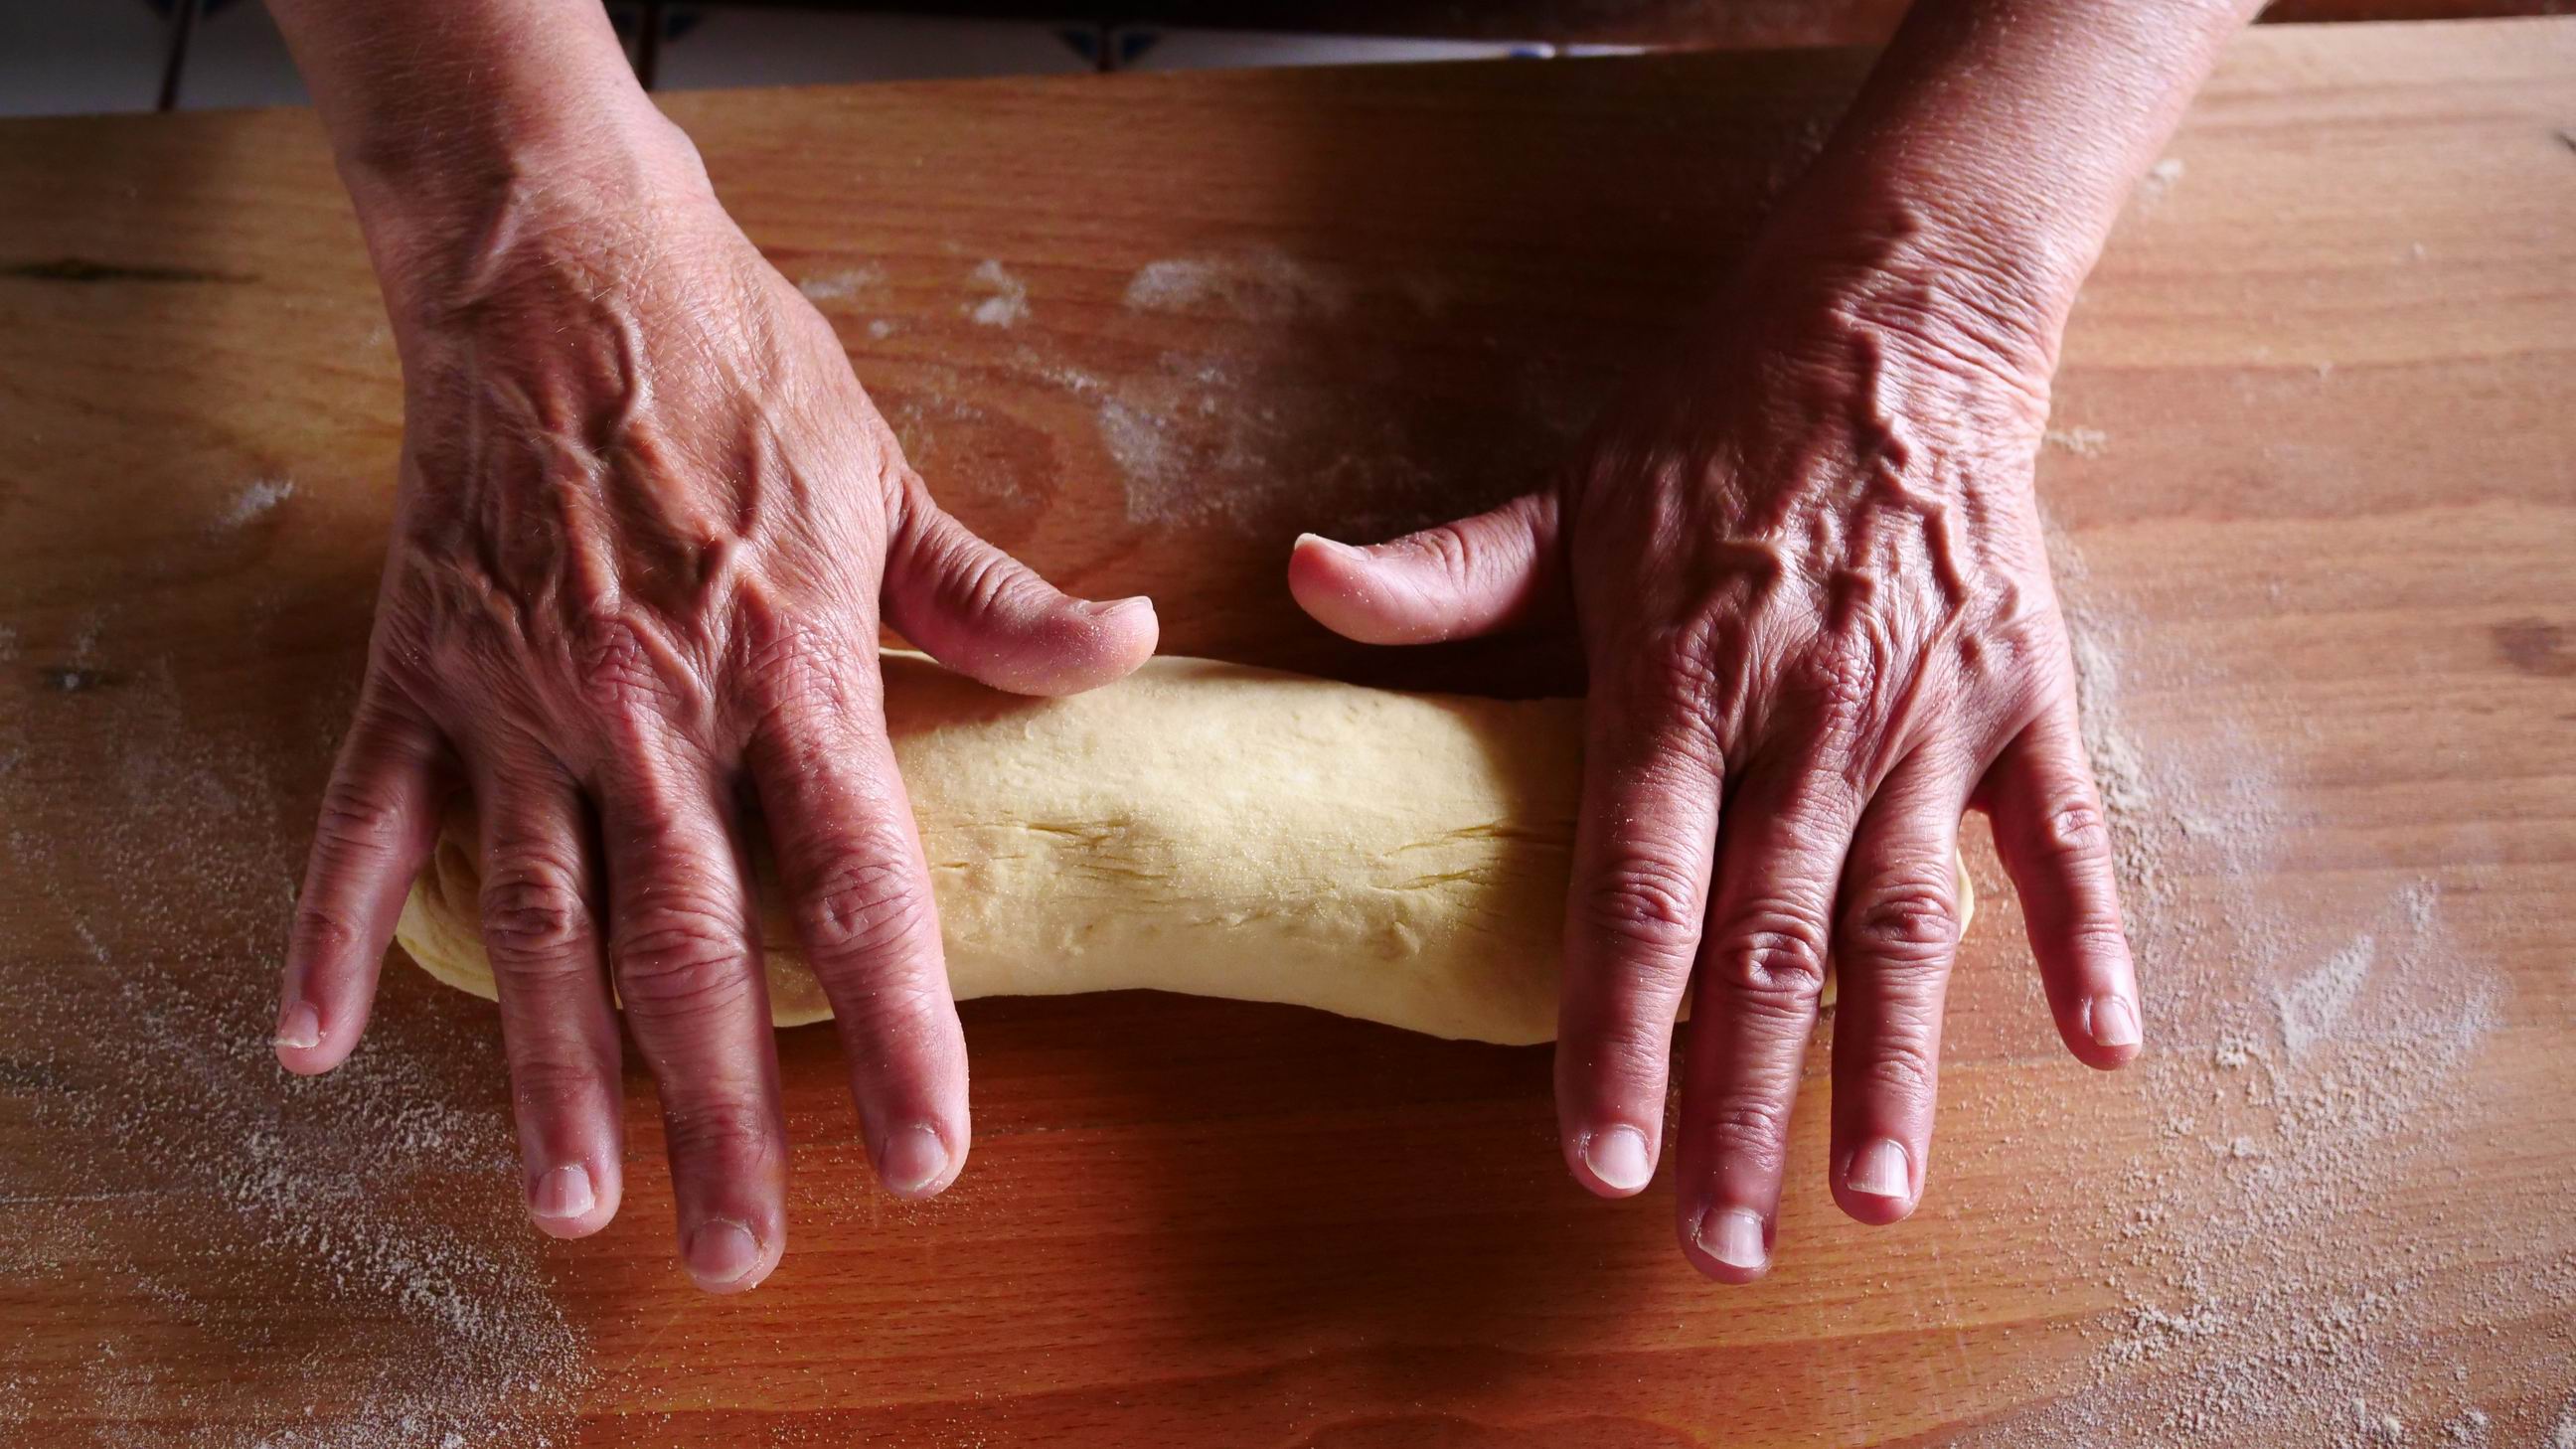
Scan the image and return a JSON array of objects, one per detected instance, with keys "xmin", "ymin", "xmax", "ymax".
[
  {"xmin": 348, "ymin": 102, "xmax": 721, "ymax": 328},
  {"xmin": 1731, "ymin": 0, "xmax": 2258, "ymax": 393},
  {"xmin": 1746, "ymin": 171, "xmax": 2080, "ymax": 398},
  {"xmin": 1687, "ymin": 196, "xmax": 2066, "ymax": 465}
]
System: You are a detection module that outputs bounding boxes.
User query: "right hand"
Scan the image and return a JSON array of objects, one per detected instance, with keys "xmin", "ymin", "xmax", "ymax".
[
  {"xmin": 270, "ymin": 128, "xmax": 1158, "ymax": 1292},
  {"xmin": 1290, "ymin": 216, "xmax": 2136, "ymax": 1279}
]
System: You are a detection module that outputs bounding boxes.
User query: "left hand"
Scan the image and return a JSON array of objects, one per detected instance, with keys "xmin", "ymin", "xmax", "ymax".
[
  {"xmin": 270, "ymin": 138, "xmax": 1158, "ymax": 1290},
  {"xmin": 1289, "ymin": 232, "xmax": 2139, "ymax": 1281}
]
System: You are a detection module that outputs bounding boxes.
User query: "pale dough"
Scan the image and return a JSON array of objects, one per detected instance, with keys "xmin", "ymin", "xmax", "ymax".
[{"xmin": 396, "ymin": 653, "xmax": 1968, "ymax": 1045}]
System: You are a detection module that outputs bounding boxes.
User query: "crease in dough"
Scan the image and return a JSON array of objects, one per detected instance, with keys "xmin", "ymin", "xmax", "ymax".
[{"xmin": 395, "ymin": 652, "xmax": 1969, "ymax": 1045}]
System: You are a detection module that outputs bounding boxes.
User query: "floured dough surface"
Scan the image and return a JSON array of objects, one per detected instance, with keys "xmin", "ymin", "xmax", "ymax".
[{"xmin": 397, "ymin": 653, "xmax": 1967, "ymax": 1045}]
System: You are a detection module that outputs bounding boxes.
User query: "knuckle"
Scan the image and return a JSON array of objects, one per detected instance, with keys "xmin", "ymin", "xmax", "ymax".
[
  {"xmin": 1796, "ymin": 629, "xmax": 1883, "ymax": 726},
  {"xmin": 795, "ymin": 850, "xmax": 936, "ymax": 971},
  {"xmin": 480, "ymin": 860, "xmax": 592, "ymax": 969},
  {"xmin": 1636, "ymin": 618, "xmax": 1727, "ymax": 714},
  {"xmin": 312, "ymin": 781, "xmax": 403, "ymax": 865},
  {"xmin": 569, "ymin": 616, "xmax": 670, "ymax": 716},
  {"xmin": 2044, "ymin": 799, "xmax": 2113, "ymax": 854},
  {"xmin": 1701, "ymin": 1095, "xmax": 1794, "ymax": 1173},
  {"xmin": 934, "ymin": 536, "xmax": 1038, "ymax": 621},
  {"xmin": 613, "ymin": 903, "xmax": 755, "ymax": 1016},
  {"xmin": 1968, "ymin": 604, "xmax": 2055, "ymax": 687},
  {"xmin": 411, "ymin": 624, "xmax": 487, "ymax": 693},
  {"xmin": 508, "ymin": 1049, "xmax": 607, "ymax": 1123},
  {"xmin": 290, "ymin": 900, "xmax": 363, "ymax": 965},
  {"xmin": 885, "ymin": 460, "xmax": 932, "ymax": 519},
  {"xmin": 605, "ymin": 781, "xmax": 698, "ymax": 845},
  {"xmin": 1401, "ymin": 522, "xmax": 1476, "ymax": 580},
  {"xmin": 1843, "ymin": 876, "xmax": 1960, "ymax": 968},
  {"xmin": 740, "ymin": 615, "xmax": 852, "ymax": 703},
  {"xmin": 1578, "ymin": 856, "xmax": 1705, "ymax": 963},
  {"xmin": 1614, "ymin": 618, "xmax": 1743, "ymax": 755},
  {"xmin": 1706, "ymin": 903, "xmax": 1833, "ymax": 1017},
  {"xmin": 662, "ymin": 1097, "xmax": 783, "ymax": 1170}
]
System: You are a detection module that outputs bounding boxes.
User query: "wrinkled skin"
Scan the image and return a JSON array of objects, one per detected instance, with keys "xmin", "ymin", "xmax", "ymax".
[
  {"xmin": 1291, "ymin": 238, "xmax": 2139, "ymax": 1281},
  {"xmin": 271, "ymin": 164, "xmax": 1157, "ymax": 1292},
  {"xmin": 254, "ymin": 0, "xmax": 2229, "ymax": 1297}
]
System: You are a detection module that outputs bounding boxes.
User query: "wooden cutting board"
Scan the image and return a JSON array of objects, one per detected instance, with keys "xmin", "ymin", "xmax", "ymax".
[{"xmin": 0, "ymin": 19, "xmax": 2569, "ymax": 1447}]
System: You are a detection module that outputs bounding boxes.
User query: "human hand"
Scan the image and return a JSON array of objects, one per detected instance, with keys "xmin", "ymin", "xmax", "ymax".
[
  {"xmin": 1289, "ymin": 228, "xmax": 2136, "ymax": 1280},
  {"xmin": 272, "ymin": 141, "xmax": 1156, "ymax": 1291}
]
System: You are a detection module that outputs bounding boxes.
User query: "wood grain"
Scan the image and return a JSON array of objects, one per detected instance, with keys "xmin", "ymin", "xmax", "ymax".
[{"xmin": 1, "ymin": 19, "xmax": 2571, "ymax": 1447}]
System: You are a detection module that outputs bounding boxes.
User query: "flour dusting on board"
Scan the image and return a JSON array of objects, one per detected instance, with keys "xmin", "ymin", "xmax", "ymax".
[
  {"xmin": 879, "ymin": 247, "xmax": 1618, "ymax": 544},
  {"xmin": 1125, "ymin": 246, "xmax": 1353, "ymax": 323},
  {"xmin": 2043, "ymin": 424, "xmax": 2112, "ymax": 458},
  {"xmin": 0, "ymin": 629, "xmax": 590, "ymax": 1442},
  {"xmin": 1066, "ymin": 248, "xmax": 1600, "ymax": 538},
  {"xmin": 1949, "ymin": 524, "xmax": 2568, "ymax": 1446},
  {"xmin": 214, "ymin": 477, "xmax": 295, "ymax": 532},
  {"xmin": 797, "ymin": 262, "xmax": 883, "ymax": 302},
  {"xmin": 965, "ymin": 258, "xmax": 1029, "ymax": 328}
]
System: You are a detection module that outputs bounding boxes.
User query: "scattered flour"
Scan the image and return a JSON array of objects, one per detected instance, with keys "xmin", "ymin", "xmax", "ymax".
[
  {"xmin": 0, "ymin": 618, "xmax": 589, "ymax": 1443},
  {"xmin": 2066, "ymin": 627, "xmax": 2152, "ymax": 820},
  {"xmin": 869, "ymin": 247, "xmax": 1613, "ymax": 544},
  {"xmin": 1125, "ymin": 246, "xmax": 1352, "ymax": 323},
  {"xmin": 2044, "ymin": 425, "xmax": 2112, "ymax": 458},
  {"xmin": 964, "ymin": 258, "xmax": 1029, "ymax": 328},
  {"xmin": 1958, "ymin": 521, "xmax": 2561, "ymax": 1446},
  {"xmin": 214, "ymin": 477, "xmax": 295, "ymax": 532},
  {"xmin": 2274, "ymin": 932, "xmax": 2374, "ymax": 1059},
  {"xmin": 1076, "ymin": 249, "xmax": 1599, "ymax": 537},
  {"xmin": 796, "ymin": 264, "xmax": 882, "ymax": 302},
  {"xmin": 2142, "ymin": 156, "xmax": 2187, "ymax": 196},
  {"xmin": 1087, "ymin": 346, "xmax": 1466, "ymax": 536}
]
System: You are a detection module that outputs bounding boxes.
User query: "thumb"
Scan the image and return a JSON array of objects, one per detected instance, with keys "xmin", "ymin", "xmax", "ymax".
[
  {"xmin": 1288, "ymin": 490, "xmax": 1562, "ymax": 646},
  {"xmin": 884, "ymin": 483, "xmax": 1158, "ymax": 696}
]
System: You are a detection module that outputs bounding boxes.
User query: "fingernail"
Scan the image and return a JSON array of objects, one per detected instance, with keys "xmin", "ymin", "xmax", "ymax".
[
  {"xmin": 1693, "ymin": 1207, "xmax": 1767, "ymax": 1271},
  {"xmin": 1295, "ymin": 531, "xmax": 1364, "ymax": 561},
  {"xmin": 685, "ymin": 1217, "xmax": 763, "ymax": 1288},
  {"xmin": 531, "ymin": 1164, "xmax": 595, "ymax": 1220},
  {"xmin": 2090, "ymin": 995, "xmax": 2142, "ymax": 1048},
  {"xmin": 273, "ymin": 1002, "xmax": 321, "ymax": 1050},
  {"xmin": 1580, "ymin": 1125, "xmax": 1654, "ymax": 1193},
  {"xmin": 1081, "ymin": 594, "xmax": 1154, "ymax": 621},
  {"xmin": 1847, "ymin": 1138, "xmax": 1911, "ymax": 1200},
  {"xmin": 878, "ymin": 1123, "xmax": 951, "ymax": 1198}
]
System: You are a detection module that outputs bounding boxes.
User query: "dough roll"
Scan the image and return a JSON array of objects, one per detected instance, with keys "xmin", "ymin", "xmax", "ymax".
[{"xmin": 396, "ymin": 652, "xmax": 1967, "ymax": 1045}]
